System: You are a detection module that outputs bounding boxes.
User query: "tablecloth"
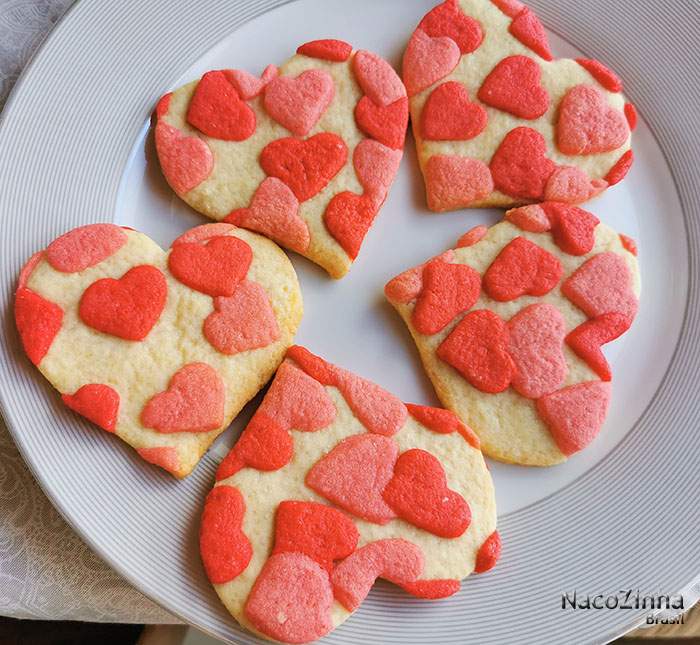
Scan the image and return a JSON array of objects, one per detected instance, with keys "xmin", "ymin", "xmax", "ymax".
[{"xmin": 0, "ymin": 0, "xmax": 177, "ymax": 623}]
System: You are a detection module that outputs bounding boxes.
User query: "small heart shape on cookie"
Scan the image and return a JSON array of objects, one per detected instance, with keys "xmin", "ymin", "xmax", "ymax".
[
  {"xmin": 46, "ymin": 224, "xmax": 127, "ymax": 273},
  {"xmin": 224, "ymin": 64, "xmax": 278, "ymax": 100},
  {"xmin": 200, "ymin": 486, "xmax": 253, "ymax": 584},
  {"xmin": 168, "ymin": 235, "xmax": 252, "ymax": 297},
  {"xmin": 438, "ymin": 309, "xmax": 515, "ymax": 394},
  {"xmin": 186, "ymin": 70, "xmax": 256, "ymax": 141},
  {"xmin": 422, "ymin": 81, "xmax": 488, "ymax": 140},
  {"xmin": 354, "ymin": 96, "xmax": 409, "ymax": 150},
  {"xmin": 566, "ymin": 312, "xmax": 632, "ymax": 382},
  {"xmin": 263, "ymin": 69, "xmax": 335, "ymax": 136},
  {"xmin": 557, "ymin": 84, "xmax": 629, "ymax": 155},
  {"xmin": 306, "ymin": 433, "xmax": 399, "ymax": 525},
  {"xmin": 62, "ymin": 384, "xmax": 120, "ymax": 433},
  {"xmin": 140, "ymin": 362, "xmax": 225, "ymax": 433},
  {"xmin": 418, "ymin": 0, "xmax": 483, "ymax": 54},
  {"xmin": 79, "ymin": 265, "xmax": 167, "ymax": 341},
  {"xmin": 203, "ymin": 281, "xmax": 280, "ymax": 356},
  {"xmin": 154, "ymin": 122, "xmax": 214, "ymax": 195},
  {"xmin": 507, "ymin": 303, "xmax": 567, "ymax": 399},
  {"xmin": 541, "ymin": 202, "xmax": 600, "ymax": 256},
  {"xmin": 536, "ymin": 381, "xmax": 611, "ymax": 456},
  {"xmin": 403, "ymin": 28, "xmax": 461, "ymax": 97},
  {"xmin": 412, "ymin": 260, "xmax": 482, "ymax": 335},
  {"xmin": 272, "ymin": 501, "xmax": 359, "ymax": 574},
  {"xmin": 483, "ymin": 236, "xmax": 563, "ymax": 301},
  {"xmin": 225, "ymin": 177, "xmax": 309, "ymax": 253},
  {"xmin": 478, "ymin": 55, "xmax": 549, "ymax": 119},
  {"xmin": 490, "ymin": 127, "xmax": 556, "ymax": 201},
  {"xmin": 323, "ymin": 192, "xmax": 377, "ymax": 259},
  {"xmin": 331, "ymin": 539, "xmax": 424, "ymax": 611},
  {"xmin": 259, "ymin": 133, "xmax": 348, "ymax": 202},
  {"xmin": 562, "ymin": 251, "xmax": 638, "ymax": 320},
  {"xmin": 382, "ymin": 449, "xmax": 471, "ymax": 538}
]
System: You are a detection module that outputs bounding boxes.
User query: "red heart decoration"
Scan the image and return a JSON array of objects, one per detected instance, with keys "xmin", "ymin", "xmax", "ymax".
[
  {"xmin": 14, "ymin": 287, "xmax": 64, "ymax": 365},
  {"xmin": 478, "ymin": 55, "xmax": 550, "ymax": 120},
  {"xmin": 509, "ymin": 7, "xmax": 552, "ymax": 61},
  {"xmin": 541, "ymin": 202, "xmax": 599, "ymax": 256},
  {"xmin": 490, "ymin": 127, "xmax": 556, "ymax": 200},
  {"xmin": 323, "ymin": 192, "xmax": 377, "ymax": 260},
  {"xmin": 62, "ymin": 384, "xmax": 120, "ymax": 433},
  {"xmin": 354, "ymin": 96, "xmax": 408, "ymax": 150},
  {"xmin": 140, "ymin": 362, "xmax": 225, "ymax": 433},
  {"xmin": 437, "ymin": 310, "xmax": 515, "ymax": 394},
  {"xmin": 306, "ymin": 433, "xmax": 399, "ymax": 524},
  {"xmin": 79, "ymin": 265, "xmax": 167, "ymax": 341},
  {"xmin": 382, "ymin": 449, "xmax": 471, "ymax": 538},
  {"xmin": 557, "ymin": 84, "xmax": 629, "ymax": 155},
  {"xmin": 200, "ymin": 485, "xmax": 253, "ymax": 584},
  {"xmin": 186, "ymin": 70, "xmax": 256, "ymax": 141},
  {"xmin": 259, "ymin": 133, "xmax": 348, "ymax": 202},
  {"xmin": 483, "ymin": 236, "xmax": 563, "ymax": 302},
  {"xmin": 474, "ymin": 531, "xmax": 502, "ymax": 574},
  {"xmin": 421, "ymin": 81, "xmax": 488, "ymax": 141},
  {"xmin": 216, "ymin": 412, "xmax": 293, "ymax": 481},
  {"xmin": 272, "ymin": 501, "xmax": 359, "ymax": 574},
  {"xmin": 537, "ymin": 381, "xmax": 611, "ymax": 456},
  {"xmin": 297, "ymin": 39, "xmax": 353, "ymax": 62},
  {"xmin": 566, "ymin": 312, "xmax": 632, "ymax": 381},
  {"xmin": 331, "ymin": 539, "xmax": 424, "ymax": 611},
  {"xmin": 418, "ymin": 0, "xmax": 483, "ymax": 54},
  {"xmin": 168, "ymin": 235, "xmax": 252, "ymax": 297},
  {"xmin": 412, "ymin": 260, "xmax": 481, "ymax": 335}
]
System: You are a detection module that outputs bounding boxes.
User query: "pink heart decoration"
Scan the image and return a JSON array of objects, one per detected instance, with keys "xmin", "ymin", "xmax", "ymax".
[
  {"xmin": 402, "ymin": 29, "xmax": 460, "ymax": 97},
  {"xmin": 537, "ymin": 381, "xmax": 611, "ymax": 456},
  {"xmin": 353, "ymin": 139, "xmax": 403, "ymax": 205},
  {"xmin": 263, "ymin": 70, "xmax": 335, "ymax": 136},
  {"xmin": 331, "ymin": 539, "xmax": 424, "ymax": 611},
  {"xmin": 154, "ymin": 122, "xmax": 213, "ymax": 195},
  {"xmin": 306, "ymin": 433, "xmax": 399, "ymax": 524},
  {"xmin": 557, "ymin": 84, "xmax": 629, "ymax": 155},
  {"xmin": 203, "ymin": 281, "xmax": 280, "ymax": 355},
  {"xmin": 140, "ymin": 363, "xmax": 225, "ymax": 433},
  {"xmin": 225, "ymin": 177, "xmax": 310, "ymax": 253},
  {"xmin": 225, "ymin": 64, "xmax": 278, "ymax": 100},
  {"xmin": 507, "ymin": 303, "xmax": 567, "ymax": 399}
]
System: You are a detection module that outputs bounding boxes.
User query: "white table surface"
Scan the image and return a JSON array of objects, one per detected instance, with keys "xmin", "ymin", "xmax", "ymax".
[{"xmin": 0, "ymin": 0, "xmax": 177, "ymax": 623}]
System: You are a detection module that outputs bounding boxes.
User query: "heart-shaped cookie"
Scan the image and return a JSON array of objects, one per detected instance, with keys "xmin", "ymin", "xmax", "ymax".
[
  {"xmin": 385, "ymin": 203, "xmax": 640, "ymax": 466},
  {"xmin": 404, "ymin": 0, "xmax": 635, "ymax": 211},
  {"xmin": 15, "ymin": 223, "xmax": 302, "ymax": 477},
  {"xmin": 201, "ymin": 346, "xmax": 498, "ymax": 643},
  {"xmin": 156, "ymin": 40, "xmax": 408, "ymax": 278}
]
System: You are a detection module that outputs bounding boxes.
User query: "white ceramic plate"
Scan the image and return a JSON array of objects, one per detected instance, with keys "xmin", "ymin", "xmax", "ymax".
[{"xmin": 1, "ymin": 0, "xmax": 699, "ymax": 643}]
